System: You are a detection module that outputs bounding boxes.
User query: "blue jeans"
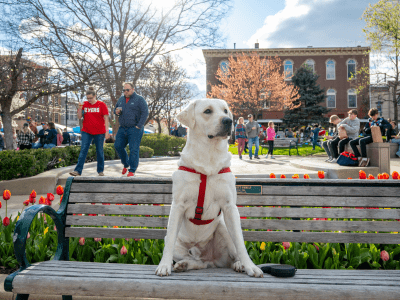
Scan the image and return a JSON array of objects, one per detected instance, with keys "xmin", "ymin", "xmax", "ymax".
[
  {"xmin": 114, "ymin": 126, "xmax": 144, "ymax": 173},
  {"xmin": 312, "ymin": 137, "xmax": 321, "ymax": 150},
  {"xmin": 74, "ymin": 132, "xmax": 105, "ymax": 174},
  {"xmin": 43, "ymin": 143, "xmax": 56, "ymax": 149},
  {"xmin": 32, "ymin": 142, "xmax": 43, "ymax": 149},
  {"xmin": 392, "ymin": 138, "xmax": 400, "ymax": 156},
  {"xmin": 248, "ymin": 136, "xmax": 259, "ymax": 158}
]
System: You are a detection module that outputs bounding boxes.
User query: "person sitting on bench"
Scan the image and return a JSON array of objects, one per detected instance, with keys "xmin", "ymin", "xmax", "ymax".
[
  {"xmin": 350, "ymin": 108, "xmax": 390, "ymax": 167},
  {"xmin": 322, "ymin": 115, "xmax": 341, "ymax": 162}
]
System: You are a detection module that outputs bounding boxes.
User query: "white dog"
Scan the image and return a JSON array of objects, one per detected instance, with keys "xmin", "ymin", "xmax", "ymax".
[{"xmin": 155, "ymin": 98, "xmax": 263, "ymax": 278}]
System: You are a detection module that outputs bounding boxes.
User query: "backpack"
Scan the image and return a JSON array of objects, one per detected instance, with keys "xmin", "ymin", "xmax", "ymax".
[{"xmin": 337, "ymin": 151, "xmax": 359, "ymax": 166}]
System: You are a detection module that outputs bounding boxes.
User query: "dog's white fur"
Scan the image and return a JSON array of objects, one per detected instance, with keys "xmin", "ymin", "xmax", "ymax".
[{"xmin": 155, "ymin": 98, "xmax": 263, "ymax": 278}]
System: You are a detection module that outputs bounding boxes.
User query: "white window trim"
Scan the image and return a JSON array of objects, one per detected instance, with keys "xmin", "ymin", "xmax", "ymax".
[
  {"xmin": 346, "ymin": 59, "xmax": 357, "ymax": 80},
  {"xmin": 304, "ymin": 59, "xmax": 315, "ymax": 73},
  {"xmin": 326, "ymin": 59, "xmax": 336, "ymax": 80},
  {"xmin": 347, "ymin": 89, "xmax": 357, "ymax": 108},
  {"xmin": 283, "ymin": 59, "xmax": 294, "ymax": 81},
  {"xmin": 326, "ymin": 89, "xmax": 337, "ymax": 109}
]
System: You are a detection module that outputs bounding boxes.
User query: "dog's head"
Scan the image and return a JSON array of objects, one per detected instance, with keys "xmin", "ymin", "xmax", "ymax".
[{"xmin": 177, "ymin": 98, "xmax": 233, "ymax": 140}]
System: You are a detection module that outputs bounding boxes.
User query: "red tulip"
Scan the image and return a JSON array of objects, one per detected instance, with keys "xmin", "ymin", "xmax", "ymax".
[
  {"xmin": 79, "ymin": 237, "xmax": 85, "ymax": 246},
  {"xmin": 313, "ymin": 243, "xmax": 319, "ymax": 251},
  {"xmin": 134, "ymin": 238, "xmax": 140, "ymax": 242},
  {"xmin": 347, "ymin": 177, "xmax": 352, "ymax": 179},
  {"xmin": 23, "ymin": 200, "xmax": 29, "ymax": 206},
  {"xmin": 280, "ymin": 174, "xmax": 286, "ymax": 178},
  {"xmin": 0, "ymin": 200, "xmax": 2, "ymax": 209},
  {"xmin": 282, "ymin": 242, "xmax": 290, "ymax": 250},
  {"xmin": 94, "ymin": 238, "xmax": 102, "ymax": 242},
  {"xmin": 377, "ymin": 173, "xmax": 383, "ymax": 179},
  {"xmin": 292, "ymin": 174, "xmax": 299, "ymax": 179},
  {"xmin": 3, "ymin": 217, "xmax": 10, "ymax": 227},
  {"xmin": 359, "ymin": 170, "xmax": 367, "ymax": 179},
  {"xmin": 392, "ymin": 171, "xmax": 399, "ymax": 180},
  {"xmin": 380, "ymin": 250, "xmax": 389, "ymax": 262},
  {"xmin": 27, "ymin": 232, "xmax": 30, "ymax": 239},
  {"xmin": 367, "ymin": 174, "xmax": 375, "ymax": 180},
  {"xmin": 56, "ymin": 185, "xmax": 64, "ymax": 196},
  {"xmin": 60, "ymin": 195, "xmax": 63, "ymax": 204},
  {"xmin": 382, "ymin": 173, "xmax": 390, "ymax": 180},
  {"xmin": 270, "ymin": 173, "xmax": 276, "ymax": 178},
  {"xmin": 39, "ymin": 196, "xmax": 46, "ymax": 205},
  {"xmin": 29, "ymin": 195, "xmax": 36, "ymax": 204},
  {"xmin": 3, "ymin": 190, "xmax": 11, "ymax": 201},
  {"xmin": 47, "ymin": 193, "xmax": 55, "ymax": 202},
  {"xmin": 120, "ymin": 245, "xmax": 128, "ymax": 255},
  {"xmin": 317, "ymin": 171, "xmax": 325, "ymax": 179},
  {"xmin": 30, "ymin": 190, "xmax": 37, "ymax": 199},
  {"xmin": 303, "ymin": 174, "xmax": 310, "ymax": 179}
]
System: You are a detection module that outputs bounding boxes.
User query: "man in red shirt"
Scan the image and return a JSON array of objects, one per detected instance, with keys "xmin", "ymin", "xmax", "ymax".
[{"xmin": 69, "ymin": 87, "xmax": 110, "ymax": 176}]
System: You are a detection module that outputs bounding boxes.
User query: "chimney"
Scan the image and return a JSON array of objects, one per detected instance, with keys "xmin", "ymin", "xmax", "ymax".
[
  {"xmin": 234, "ymin": 43, "xmax": 236, "ymax": 49},
  {"xmin": 255, "ymin": 40, "xmax": 259, "ymax": 49}
]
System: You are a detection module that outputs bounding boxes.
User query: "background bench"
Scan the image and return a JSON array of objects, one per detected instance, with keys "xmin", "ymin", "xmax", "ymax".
[
  {"xmin": 260, "ymin": 138, "xmax": 299, "ymax": 156},
  {"xmin": 5, "ymin": 177, "xmax": 400, "ymax": 299}
]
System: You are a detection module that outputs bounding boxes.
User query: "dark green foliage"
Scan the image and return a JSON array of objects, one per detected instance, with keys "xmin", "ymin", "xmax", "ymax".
[
  {"xmin": 282, "ymin": 67, "xmax": 330, "ymax": 128},
  {"xmin": 141, "ymin": 133, "xmax": 186, "ymax": 156}
]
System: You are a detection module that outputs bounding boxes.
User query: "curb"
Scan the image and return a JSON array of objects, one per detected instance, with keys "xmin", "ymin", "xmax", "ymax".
[{"xmin": 0, "ymin": 157, "xmax": 179, "ymax": 195}]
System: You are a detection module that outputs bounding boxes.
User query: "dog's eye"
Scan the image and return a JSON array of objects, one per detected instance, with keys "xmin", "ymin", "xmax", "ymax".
[
  {"xmin": 224, "ymin": 109, "xmax": 228, "ymax": 114},
  {"xmin": 204, "ymin": 109, "xmax": 212, "ymax": 114}
]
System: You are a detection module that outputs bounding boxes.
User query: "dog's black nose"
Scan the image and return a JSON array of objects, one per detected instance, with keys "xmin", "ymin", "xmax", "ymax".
[{"xmin": 222, "ymin": 117, "xmax": 232, "ymax": 127}]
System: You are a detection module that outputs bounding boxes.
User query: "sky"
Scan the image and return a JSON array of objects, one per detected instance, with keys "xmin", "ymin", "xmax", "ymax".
[{"xmin": 182, "ymin": 0, "xmax": 379, "ymax": 96}]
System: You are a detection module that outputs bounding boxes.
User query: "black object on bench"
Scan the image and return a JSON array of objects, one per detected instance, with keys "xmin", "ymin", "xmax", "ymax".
[
  {"xmin": 5, "ymin": 177, "xmax": 400, "ymax": 299},
  {"xmin": 260, "ymin": 138, "xmax": 299, "ymax": 156}
]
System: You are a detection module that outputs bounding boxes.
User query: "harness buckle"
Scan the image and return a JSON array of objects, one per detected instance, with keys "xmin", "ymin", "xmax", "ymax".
[{"xmin": 195, "ymin": 206, "xmax": 203, "ymax": 214}]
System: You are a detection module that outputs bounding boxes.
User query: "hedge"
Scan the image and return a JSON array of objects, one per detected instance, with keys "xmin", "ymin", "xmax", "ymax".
[
  {"xmin": 0, "ymin": 144, "xmax": 154, "ymax": 181},
  {"xmin": 141, "ymin": 133, "xmax": 186, "ymax": 156}
]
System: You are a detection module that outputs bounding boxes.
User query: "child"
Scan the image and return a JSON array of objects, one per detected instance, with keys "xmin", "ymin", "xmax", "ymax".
[{"xmin": 266, "ymin": 121, "xmax": 276, "ymax": 159}]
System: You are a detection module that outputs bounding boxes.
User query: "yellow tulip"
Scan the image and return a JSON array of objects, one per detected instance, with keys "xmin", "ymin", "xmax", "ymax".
[
  {"xmin": 260, "ymin": 242, "xmax": 266, "ymax": 251},
  {"xmin": 44, "ymin": 227, "xmax": 49, "ymax": 235}
]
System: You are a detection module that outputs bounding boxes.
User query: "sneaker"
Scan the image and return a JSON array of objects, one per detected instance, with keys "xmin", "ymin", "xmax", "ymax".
[
  {"xmin": 255, "ymin": 156, "xmax": 260, "ymax": 159},
  {"xmin": 325, "ymin": 157, "xmax": 332, "ymax": 162},
  {"xmin": 265, "ymin": 155, "xmax": 269, "ymax": 159},
  {"xmin": 98, "ymin": 172, "xmax": 104, "ymax": 176},
  {"xmin": 127, "ymin": 172, "xmax": 135, "ymax": 177},
  {"xmin": 359, "ymin": 158, "xmax": 369, "ymax": 167},
  {"xmin": 358, "ymin": 157, "xmax": 363, "ymax": 167},
  {"xmin": 330, "ymin": 158, "xmax": 337, "ymax": 163},
  {"xmin": 239, "ymin": 155, "xmax": 242, "ymax": 160},
  {"xmin": 271, "ymin": 156, "xmax": 275, "ymax": 159},
  {"xmin": 122, "ymin": 167, "xmax": 128, "ymax": 175},
  {"xmin": 364, "ymin": 158, "xmax": 370, "ymax": 167},
  {"xmin": 69, "ymin": 171, "xmax": 81, "ymax": 176},
  {"xmin": 249, "ymin": 157, "xmax": 252, "ymax": 160}
]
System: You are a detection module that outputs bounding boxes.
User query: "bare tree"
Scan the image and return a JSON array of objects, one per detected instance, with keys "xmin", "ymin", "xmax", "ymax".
[{"xmin": 3, "ymin": 0, "xmax": 231, "ymax": 133}]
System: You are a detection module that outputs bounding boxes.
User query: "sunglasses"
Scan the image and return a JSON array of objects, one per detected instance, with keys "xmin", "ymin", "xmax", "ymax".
[{"xmin": 122, "ymin": 89, "xmax": 131, "ymax": 92}]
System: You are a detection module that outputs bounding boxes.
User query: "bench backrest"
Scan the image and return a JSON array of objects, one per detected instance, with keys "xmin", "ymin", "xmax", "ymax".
[{"xmin": 63, "ymin": 177, "xmax": 400, "ymax": 244}]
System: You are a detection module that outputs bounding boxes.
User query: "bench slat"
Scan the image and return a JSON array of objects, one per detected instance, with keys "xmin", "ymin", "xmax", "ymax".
[
  {"xmin": 70, "ymin": 183, "xmax": 172, "ymax": 193},
  {"xmin": 68, "ymin": 193, "xmax": 400, "ymax": 208},
  {"xmin": 67, "ymin": 204, "xmax": 400, "ymax": 219},
  {"xmin": 65, "ymin": 227, "xmax": 400, "ymax": 244},
  {"xmin": 66, "ymin": 215, "xmax": 400, "ymax": 232},
  {"xmin": 12, "ymin": 264, "xmax": 400, "ymax": 299},
  {"xmin": 262, "ymin": 186, "xmax": 400, "ymax": 197}
]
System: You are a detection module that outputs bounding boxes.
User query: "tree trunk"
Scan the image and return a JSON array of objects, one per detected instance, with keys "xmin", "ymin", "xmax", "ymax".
[
  {"xmin": 393, "ymin": 83, "xmax": 398, "ymax": 124},
  {"xmin": 156, "ymin": 118, "xmax": 162, "ymax": 134},
  {"xmin": 1, "ymin": 107, "xmax": 14, "ymax": 150}
]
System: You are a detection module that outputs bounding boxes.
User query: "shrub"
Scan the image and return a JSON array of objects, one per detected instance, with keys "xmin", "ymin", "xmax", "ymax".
[
  {"xmin": 139, "ymin": 146, "xmax": 154, "ymax": 158},
  {"xmin": 141, "ymin": 133, "xmax": 185, "ymax": 156}
]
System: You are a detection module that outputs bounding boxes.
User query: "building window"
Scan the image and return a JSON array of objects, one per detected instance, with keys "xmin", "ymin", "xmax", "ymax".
[
  {"xmin": 305, "ymin": 59, "xmax": 315, "ymax": 72},
  {"xmin": 327, "ymin": 89, "xmax": 336, "ymax": 108},
  {"xmin": 347, "ymin": 59, "xmax": 356, "ymax": 80},
  {"xmin": 55, "ymin": 113, "xmax": 59, "ymax": 123},
  {"xmin": 261, "ymin": 90, "xmax": 271, "ymax": 109},
  {"xmin": 284, "ymin": 60, "xmax": 293, "ymax": 80},
  {"xmin": 348, "ymin": 89, "xmax": 357, "ymax": 108},
  {"xmin": 326, "ymin": 59, "xmax": 335, "ymax": 80},
  {"xmin": 219, "ymin": 60, "xmax": 229, "ymax": 75}
]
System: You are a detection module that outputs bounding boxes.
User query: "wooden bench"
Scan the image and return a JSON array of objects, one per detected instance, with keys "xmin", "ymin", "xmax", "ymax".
[
  {"xmin": 5, "ymin": 177, "xmax": 400, "ymax": 299},
  {"xmin": 260, "ymin": 138, "xmax": 299, "ymax": 156}
]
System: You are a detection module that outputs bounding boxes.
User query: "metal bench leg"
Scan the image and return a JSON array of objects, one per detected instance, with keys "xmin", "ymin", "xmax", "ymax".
[
  {"xmin": 62, "ymin": 296, "xmax": 73, "ymax": 300},
  {"xmin": 15, "ymin": 294, "xmax": 29, "ymax": 300}
]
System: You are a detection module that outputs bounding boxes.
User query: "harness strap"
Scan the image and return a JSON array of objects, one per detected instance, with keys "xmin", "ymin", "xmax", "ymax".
[{"xmin": 178, "ymin": 166, "xmax": 231, "ymax": 225}]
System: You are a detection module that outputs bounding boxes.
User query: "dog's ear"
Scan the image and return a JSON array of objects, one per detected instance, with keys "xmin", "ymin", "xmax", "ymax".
[{"xmin": 177, "ymin": 101, "xmax": 196, "ymax": 128}]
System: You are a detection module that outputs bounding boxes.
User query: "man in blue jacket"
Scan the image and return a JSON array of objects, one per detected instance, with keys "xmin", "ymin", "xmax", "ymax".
[{"xmin": 114, "ymin": 82, "xmax": 149, "ymax": 177}]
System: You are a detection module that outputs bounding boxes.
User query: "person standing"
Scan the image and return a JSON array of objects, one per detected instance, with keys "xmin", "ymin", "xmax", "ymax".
[
  {"xmin": 266, "ymin": 121, "xmax": 276, "ymax": 159},
  {"xmin": 28, "ymin": 120, "xmax": 39, "ymax": 144},
  {"xmin": 114, "ymin": 82, "xmax": 149, "ymax": 177},
  {"xmin": 311, "ymin": 125, "xmax": 321, "ymax": 150},
  {"xmin": 235, "ymin": 117, "xmax": 246, "ymax": 160},
  {"xmin": 245, "ymin": 114, "xmax": 261, "ymax": 160},
  {"xmin": 69, "ymin": 87, "xmax": 110, "ymax": 176},
  {"xmin": 56, "ymin": 128, "xmax": 64, "ymax": 146},
  {"xmin": 33, "ymin": 123, "xmax": 49, "ymax": 149},
  {"xmin": 43, "ymin": 122, "xmax": 58, "ymax": 149},
  {"xmin": 62, "ymin": 128, "xmax": 71, "ymax": 145},
  {"xmin": 17, "ymin": 123, "xmax": 35, "ymax": 150}
]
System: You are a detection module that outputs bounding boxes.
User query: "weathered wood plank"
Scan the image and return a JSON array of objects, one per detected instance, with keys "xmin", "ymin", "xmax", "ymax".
[
  {"xmin": 70, "ymin": 183, "xmax": 172, "ymax": 194},
  {"xmin": 262, "ymin": 186, "xmax": 400, "ymax": 197},
  {"xmin": 12, "ymin": 275, "xmax": 400, "ymax": 299},
  {"xmin": 68, "ymin": 193, "xmax": 400, "ymax": 208},
  {"xmin": 67, "ymin": 204, "xmax": 400, "ymax": 219},
  {"xmin": 66, "ymin": 215, "xmax": 400, "ymax": 233},
  {"xmin": 65, "ymin": 227, "xmax": 400, "ymax": 243}
]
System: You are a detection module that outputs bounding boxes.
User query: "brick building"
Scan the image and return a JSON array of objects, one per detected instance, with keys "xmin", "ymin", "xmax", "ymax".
[{"xmin": 203, "ymin": 46, "xmax": 370, "ymax": 124}]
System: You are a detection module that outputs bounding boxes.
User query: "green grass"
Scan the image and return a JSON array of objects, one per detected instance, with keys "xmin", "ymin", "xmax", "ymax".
[{"xmin": 229, "ymin": 144, "xmax": 326, "ymax": 156}]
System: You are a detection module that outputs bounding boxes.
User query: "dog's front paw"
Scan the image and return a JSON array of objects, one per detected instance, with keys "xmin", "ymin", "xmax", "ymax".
[
  {"xmin": 242, "ymin": 261, "xmax": 263, "ymax": 278},
  {"xmin": 173, "ymin": 260, "xmax": 188, "ymax": 273},
  {"xmin": 155, "ymin": 261, "xmax": 172, "ymax": 277},
  {"xmin": 232, "ymin": 260, "xmax": 244, "ymax": 273}
]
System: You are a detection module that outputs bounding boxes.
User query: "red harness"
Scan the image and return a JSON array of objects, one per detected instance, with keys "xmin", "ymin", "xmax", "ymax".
[{"xmin": 178, "ymin": 166, "xmax": 231, "ymax": 225}]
